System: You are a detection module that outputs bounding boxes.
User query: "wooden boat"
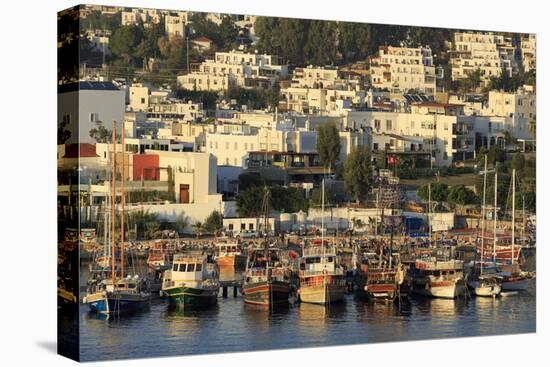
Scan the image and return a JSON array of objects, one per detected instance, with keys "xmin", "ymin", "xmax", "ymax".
[
  {"xmin": 243, "ymin": 267, "xmax": 290, "ymax": 306},
  {"xmin": 161, "ymin": 253, "xmax": 220, "ymax": 308},
  {"xmin": 412, "ymin": 258, "xmax": 467, "ymax": 299},
  {"xmin": 242, "ymin": 188, "xmax": 290, "ymax": 307},
  {"xmin": 298, "ymin": 246, "xmax": 346, "ymax": 304},
  {"xmin": 214, "ymin": 241, "xmax": 248, "ymax": 268},
  {"xmin": 298, "ymin": 179, "xmax": 346, "ymax": 305}
]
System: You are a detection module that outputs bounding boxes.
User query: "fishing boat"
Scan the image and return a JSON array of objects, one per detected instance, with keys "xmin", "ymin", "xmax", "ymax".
[
  {"xmin": 83, "ymin": 123, "xmax": 151, "ymax": 314},
  {"xmin": 298, "ymin": 179, "xmax": 346, "ymax": 305},
  {"xmin": 357, "ymin": 254, "xmax": 405, "ymax": 302},
  {"xmin": 242, "ymin": 187, "xmax": 290, "ymax": 307},
  {"xmin": 242, "ymin": 250, "xmax": 291, "ymax": 306},
  {"xmin": 356, "ymin": 217, "xmax": 405, "ymax": 302},
  {"xmin": 161, "ymin": 253, "xmax": 220, "ymax": 308},
  {"xmin": 412, "ymin": 258, "xmax": 467, "ymax": 299},
  {"xmin": 214, "ymin": 241, "xmax": 248, "ymax": 268}
]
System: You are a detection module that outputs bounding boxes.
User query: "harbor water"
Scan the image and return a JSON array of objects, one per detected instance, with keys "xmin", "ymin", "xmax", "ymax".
[{"xmin": 76, "ymin": 263, "xmax": 536, "ymax": 361}]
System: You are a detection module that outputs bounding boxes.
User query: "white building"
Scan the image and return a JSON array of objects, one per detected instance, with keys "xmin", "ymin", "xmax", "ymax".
[
  {"xmin": 482, "ymin": 89, "xmax": 536, "ymax": 139},
  {"xmin": 520, "ymin": 34, "xmax": 536, "ymax": 73},
  {"xmin": 58, "ymin": 81, "xmax": 125, "ymax": 144},
  {"xmin": 450, "ymin": 32, "xmax": 518, "ymax": 84},
  {"xmin": 178, "ymin": 50, "xmax": 288, "ymax": 91},
  {"xmin": 165, "ymin": 11, "xmax": 187, "ymax": 38},
  {"xmin": 282, "ymin": 86, "xmax": 366, "ymax": 114},
  {"xmin": 291, "ymin": 66, "xmax": 339, "ymax": 88},
  {"xmin": 341, "ymin": 102, "xmax": 506, "ymax": 166},
  {"xmin": 370, "ymin": 45, "xmax": 436, "ymax": 95}
]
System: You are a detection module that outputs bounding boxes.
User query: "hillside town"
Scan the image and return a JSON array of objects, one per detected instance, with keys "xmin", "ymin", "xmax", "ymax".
[{"xmin": 58, "ymin": 5, "xmax": 536, "ymax": 238}]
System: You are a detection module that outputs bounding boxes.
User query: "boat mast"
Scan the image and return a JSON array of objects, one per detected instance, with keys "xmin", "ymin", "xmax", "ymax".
[
  {"xmin": 321, "ymin": 178, "xmax": 325, "ymax": 267},
  {"xmin": 512, "ymin": 168, "xmax": 516, "ymax": 265},
  {"xmin": 121, "ymin": 122, "xmax": 125, "ymax": 279},
  {"xmin": 428, "ymin": 183, "xmax": 431, "ymax": 247},
  {"xmin": 480, "ymin": 155, "xmax": 487, "ymax": 273},
  {"xmin": 493, "ymin": 167, "xmax": 498, "ymax": 265},
  {"xmin": 111, "ymin": 122, "xmax": 117, "ymax": 285}
]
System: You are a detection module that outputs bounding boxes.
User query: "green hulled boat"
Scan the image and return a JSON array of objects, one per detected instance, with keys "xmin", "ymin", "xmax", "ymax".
[{"xmin": 162, "ymin": 253, "xmax": 220, "ymax": 308}]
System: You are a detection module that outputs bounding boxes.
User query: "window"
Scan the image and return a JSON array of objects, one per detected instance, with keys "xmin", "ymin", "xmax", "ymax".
[
  {"xmin": 386, "ymin": 120, "xmax": 393, "ymax": 130},
  {"xmin": 141, "ymin": 98, "xmax": 145, "ymax": 104},
  {"xmin": 187, "ymin": 264, "xmax": 195, "ymax": 272},
  {"xmin": 228, "ymin": 224, "xmax": 234, "ymax": 230},
  {"xmin": 196, "ymin": 264, "xmax": 202, "ymax": 272},
  {"xmin": 373, "ymin": 143, "xmax": 379, "ymax": 151},
  {"xmin": 249, "ymin": 223, "xmax": 254, "ymax": 230},
  {"xmin": 173, "ymin": 264, "xmax": 178, "ymax": 271},
  {"xmin": 234, "ymin": 142, "xmax": 238, "ymax": 150},
  {"xmin": 241, "ymin": 223, "xmax": 246, "ymax": 230},
  {"xmin": 89, "ymin": 113, "xmax": 96, "ymax": 123},
  {"xmin": 374, "ymin": 119, "xmax": 381, "ymax": 130}
]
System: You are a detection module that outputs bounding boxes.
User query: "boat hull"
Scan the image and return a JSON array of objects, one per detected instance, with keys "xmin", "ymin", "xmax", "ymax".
[
  {"xmin": 501, "ymin": 277, "xmax": 531, "ymax": 291},
  {"xmin": 242, "ymin": 280, "xmax": 289, "ymax": 306},
  {"xmin": 413, "ymin": 280, "xmax": 467, "ymax": 299},
  {"xmin": 299, "ymin": 281, "xmax": 346, "ymax": 304},
  {"xmin": 364, "ymin": 283, "xmax": 398, "ymax": 302},
  {"xmin": 163, "ymin": 286, "xmax": 219, "ymax": 308},
  {"xmin": 85, "ymin": 292, "xmax": 151, "ymax": 314},
  {"xmin": 468, "ymin": 279, "xmax": 502, "ymax": 297}
]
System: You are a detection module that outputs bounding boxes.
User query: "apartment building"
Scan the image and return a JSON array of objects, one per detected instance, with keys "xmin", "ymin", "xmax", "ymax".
[
  {"xmin": 165, "ymin": 11, "xmax": 187, "ymax": 38},
  {"xmin": 370, "ymin": 45, "xmax": 436, "ymax": 96},
  {"xmin": 177, "ymin": 50, "xmax": 288, "ymax": 91},
  {"xmin": 520, "ymin": 34, "xmax": 536, "ymax": 73},
  {"xmin": 282, "ymin": 86, "xmax": 366, "ymax": 114},
  {"xmin": 482, "ymin": 89, "xmax": 536, "ymax": 139},
  {"xmin": 450, "ymin": 32, "xmax": 517, "ymax": 84},
  {"xmin": 291, "ymin": 66, "xmax": 339, "ymax": 88},
  {"xmin": 341, "ymin": 103, "xmax": 502, "ymax": 166}
]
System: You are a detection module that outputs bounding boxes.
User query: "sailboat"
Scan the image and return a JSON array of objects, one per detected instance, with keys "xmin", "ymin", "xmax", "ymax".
[
  {"xmin": 468, "ymin": 155, "xmax": 502, "ymax": 297},
  {"xmin": 298, "ymin": 179, "xmax": 346, "ymax": 304},
  {"xmin": 242, "ymin": 187, "xmax": 290, "ymax": 306},
  {"xmin": 497, "ymin": 168, "xmax": 534, "ymax": 291},
  {"xmin": 83, "ymin": 122, "xmax": 151, "ymax": 314}
]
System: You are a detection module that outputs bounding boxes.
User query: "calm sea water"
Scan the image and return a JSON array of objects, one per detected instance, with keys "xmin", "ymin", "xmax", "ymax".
[{"xmin": 77, "ymin": 263, "xmax": 536, "ymax": 362}]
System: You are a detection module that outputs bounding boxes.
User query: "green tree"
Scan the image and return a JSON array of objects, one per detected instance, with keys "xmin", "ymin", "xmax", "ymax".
[
  {"xmin": 89, "ymin": 126, "xmax": 112, "ymax": 143},
  {"xmin": 316, "ymin": 121, "xmax": 341, "ymax": 172},
  {"xmin": 238, "ymin": 172, "xmax": 264, "ymax": 191},
  {"xmin": 110, "ymin": 25, "xmax": 143, "ymax": 62},
  {"xmin": 511, "ymin": 153, "xmax": 526, "ymax": 172},
  {"xmin": 417, "ymin": 182, "xmax": 449, "ymax": 203},
  {"xmin": 236, "ymin": 186, "xmax": 264, "ymax": 217},
  {"xmin": 203, "ymin": 211, "xmax": 223, "ymax": 233},
  {"xmin": 447, "ymin": 185, "xmax": 478, "ymax": 207},
  {"xmin": 343, "ymin": 146, "xmax": 372, "ymax": 203},
  {"xmin": 304, "ymin": 20, "xmax": 338, "ymax": 65}
]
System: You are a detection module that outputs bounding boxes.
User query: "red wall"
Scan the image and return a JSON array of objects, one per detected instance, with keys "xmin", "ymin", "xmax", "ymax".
[{"xmin": 133, "ymin": 154, "xmax": 160, "ymax": 181}]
